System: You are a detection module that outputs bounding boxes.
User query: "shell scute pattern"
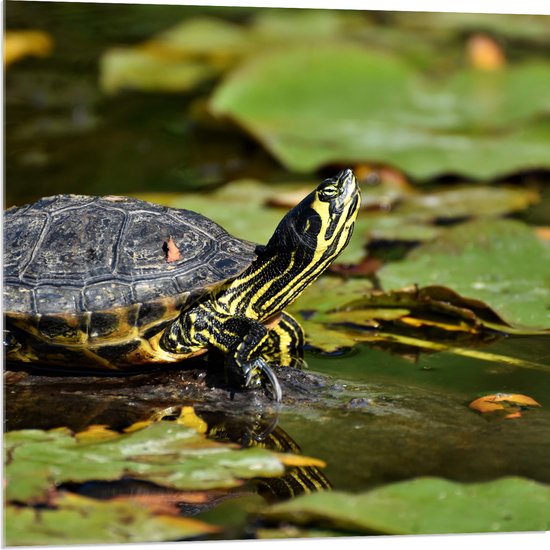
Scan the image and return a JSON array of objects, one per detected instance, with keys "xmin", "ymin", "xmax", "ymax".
[{"xmin": 4, "ymin": 195, "xmax": 258, "ymax": 341}]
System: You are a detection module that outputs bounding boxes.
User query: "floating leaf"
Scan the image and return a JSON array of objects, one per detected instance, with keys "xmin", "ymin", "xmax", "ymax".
[
  {"xmin": 100, "ymin": 48, "xmax": 217, "ymax": 94},
  {"xmin": 392, "ymin": 185, "xmax": 539, "ymax": 222},
  {"xmin": 211, "ymin": 46, "xmax": 550, "ymax": 179},
  {"xmin": 263, "ymin": 477, "xmax": 550, "ymax": 534},
  {"xmin": 5, "ymin": 492, "xmax": 216, "ymax": 545},
  {"xmin": 99, "ymin": 17, "xmax": 249, "ymax": 94},
  {"xmin": 378, "ymin": 219, "xmax": 550, "ymax": 329},
  {"xmin": 469, "ymin": 393, "xmax": 542, "ymax": 418},
  {"xmin": 4, "ymin": 420, "xmax": 325, "ymax": 503}
]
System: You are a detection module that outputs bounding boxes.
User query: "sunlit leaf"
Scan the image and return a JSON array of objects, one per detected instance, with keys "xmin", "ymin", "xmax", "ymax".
[
  {"xmin": 211, "ymin": 46, "xmax": 550, "ymax": 179},
  {"xmin": 263, "ymin": 477, "xmax": 550, "ymax": 534},
  {"xmin": 4, "ymin": 420, "xmax": 325, "ymax": 503},
  {"xmin": 5, "ymin": 492, "xmax": 217, "ymax": 545},
  {"xmin": 379, "ymin": 219, "xmax": 550, "ymax": 329},
  {"xmin": 100, "ymin": 48, "xmax": 217, "ymax": 94},
  {"xmin": 99, "ymin": 16, "xmax": 250, "ymax": 94},
  {"xmin": 469, "ymin": 393, "xmax": 542, "ymax": 417},
  {"xmin": 392, "ymin": 185, "xmax": 539, "ymax": 222}
]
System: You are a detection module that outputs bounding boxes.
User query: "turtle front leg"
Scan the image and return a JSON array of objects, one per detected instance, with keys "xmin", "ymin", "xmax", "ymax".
[
  {"xmin": 261, "ymin": 312, "xmax": 305, "ymax": 369},
  {"xmin": 223, "ymin": 316, "xmax": 282, "ymax": 401}
]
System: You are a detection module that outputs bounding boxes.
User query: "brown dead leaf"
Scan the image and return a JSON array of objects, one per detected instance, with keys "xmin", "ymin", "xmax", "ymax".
[
  {"xmin": 112, "ymin": 491, "xmax": 212, "ymax": 516},
  {"xmin": 469, "ymin": 393, "xmax": 541, "ymax": 418}
]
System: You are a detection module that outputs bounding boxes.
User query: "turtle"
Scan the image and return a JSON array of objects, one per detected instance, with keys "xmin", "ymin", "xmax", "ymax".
[{"xmin": 4, "ymin": 169, "xmax": 361, "ymax": 400}]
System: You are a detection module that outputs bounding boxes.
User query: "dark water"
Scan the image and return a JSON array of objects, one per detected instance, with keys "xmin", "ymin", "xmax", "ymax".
[
  {"xmin": 4, "ymin": 1, "xmax": 550, "ymax": 539},
  {"xmin": 5, "ymin": 1, "xmax": 284, "ymax": 207}
]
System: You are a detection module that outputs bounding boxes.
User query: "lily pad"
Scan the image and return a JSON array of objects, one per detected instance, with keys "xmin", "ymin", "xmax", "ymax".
[
  {"xmin": 379, "ymin": 219, "xmax": 550, "ymax": 329},
  {"xmin": 99, "ymin": 17, "xmax": 248, "ymax": 94},
  {"xmin": 392, "ymin": 185, "xmax": 539, "ymax": 222},
  {"xmin": 263, "ymin": 477, "xmax": 550, "ymax": 535},
  {"xmin": 100, "ymin": 48, "xmax": 218, "ymax": 94},
  {"xmin": 5, "ymin": 493, "xmax": 216, "ymax": 545},
  {"xmin": 210, "ymin": 46, "xmax": 550, "ymax": 179},
  {"xmin": 4, "ymin": 420, "xmax": 322, "ymax": 503}
]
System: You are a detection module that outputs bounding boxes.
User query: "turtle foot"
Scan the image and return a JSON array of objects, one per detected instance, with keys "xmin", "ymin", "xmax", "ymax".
[{"xmin": 243, "ymin": 358, "xmax": 283, "ymax": 402}]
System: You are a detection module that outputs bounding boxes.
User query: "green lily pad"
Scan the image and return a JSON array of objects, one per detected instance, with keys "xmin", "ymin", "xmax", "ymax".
[
  {"xmin": 379, "ymin": 219, "xmax": 550, "ymax": 329},
  {"xmin": 394, "ymin": 12, "xmax": 550, "ymax": 45},
  {"xmin": 4, "ymin": 421, "xmax": 323, "ymax": 503},
  {"xmin": 5, "ymin": 493, "xmax": 216, "ymax": 545},
  {"xmin": 100, "ymin": 48, "xmax": 217, "ymax": 94},
  {"xmin": 393, "ymin": 185, "xmax": 539, "ymax": 222},
  {"xmin": 99, "ymin": 17, "xmax": 249, "ymax": 94},
  {"xmin": 263, "ymin": 477, "xmax": 550, "ymax": 535},
  {"xmin": 210, "ymin": 46, "xmax": 550, "ymax": 179}
]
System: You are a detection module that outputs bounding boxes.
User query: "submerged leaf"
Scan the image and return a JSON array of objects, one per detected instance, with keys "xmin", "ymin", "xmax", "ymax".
[{"xmin": 263, "ymin": 477, "xmax": 550, "ymax": 534}]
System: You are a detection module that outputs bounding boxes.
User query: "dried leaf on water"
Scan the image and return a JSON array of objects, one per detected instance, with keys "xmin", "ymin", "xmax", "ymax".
[{"xmin": 469, "ymin": 393, "xmax": 542, "ymax": 418}]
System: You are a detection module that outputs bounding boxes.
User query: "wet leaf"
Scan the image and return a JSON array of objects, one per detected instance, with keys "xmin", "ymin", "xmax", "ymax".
[
  {"xmin": 263, "ymin": 477, "xmax": 550, "ymax": 534},
  {"xmin": 289, "ymin": 279, "xmax": 512, "ymax": 354},
  {"xmin": 378, "ymin": 219, "xmax": 550, "ymax": 329},
  {"xmin": 4, "ymin": 420, "xmax": 324, "ymax": 503},
  {"xmin": 211, "ymin": 46, "xmax": 550, "ymax": 179},
  {"xmin": 5, "ymin": 492, "xmax": 216, "ymax": 545},
  {"xmin": 469, "ymin": 393, "xmax": 542, "ymax": 417}
]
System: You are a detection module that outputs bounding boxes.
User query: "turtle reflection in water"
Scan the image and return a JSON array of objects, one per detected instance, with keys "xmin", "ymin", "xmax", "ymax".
[
  {"xmin": 66, "ymin": 407, "xmax": 332, "ymax": 513},
  {"xmin": 4, "ymin": 170, "xmax": 361, "ymax": 400}
]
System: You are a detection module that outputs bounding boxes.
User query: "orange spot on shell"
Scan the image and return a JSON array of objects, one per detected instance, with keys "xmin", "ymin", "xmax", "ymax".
[{"xmin": 164, "ymin": 237, "xmax": 182, "ymax": 263}]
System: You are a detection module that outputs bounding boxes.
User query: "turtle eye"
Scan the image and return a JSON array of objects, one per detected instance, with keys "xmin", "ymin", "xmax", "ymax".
[{"xmin": 319, "ymin": 184, "xmax": 339, "ymax": 201}]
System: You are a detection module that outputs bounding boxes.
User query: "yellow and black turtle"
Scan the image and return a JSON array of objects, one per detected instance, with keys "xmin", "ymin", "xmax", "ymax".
[{"xmin": 4, "ymin": 169, "xmax": 360, "ymax": 400}]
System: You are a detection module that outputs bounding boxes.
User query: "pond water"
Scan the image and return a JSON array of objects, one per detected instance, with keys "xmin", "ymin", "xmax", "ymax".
[{"xmin": 5, "ymin": 1, "xmax": 550, "ymax": 542}]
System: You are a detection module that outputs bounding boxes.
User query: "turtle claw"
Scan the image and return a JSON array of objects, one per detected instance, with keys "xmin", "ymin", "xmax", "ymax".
[{"xmin": 243, "ymin": 358, "xmax": 283, "ymax": 402}]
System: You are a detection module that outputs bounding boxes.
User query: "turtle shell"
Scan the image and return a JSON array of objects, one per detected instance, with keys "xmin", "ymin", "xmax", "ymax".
[{"xmin": 4, "ymin": 194, "xmax": 258, "ymax": 355}]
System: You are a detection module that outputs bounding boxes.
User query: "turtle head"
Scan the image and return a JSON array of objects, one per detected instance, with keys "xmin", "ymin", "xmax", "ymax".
[{"xmin": 268, "ymin": 169, "xmax": 361, "ymax": 262}]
